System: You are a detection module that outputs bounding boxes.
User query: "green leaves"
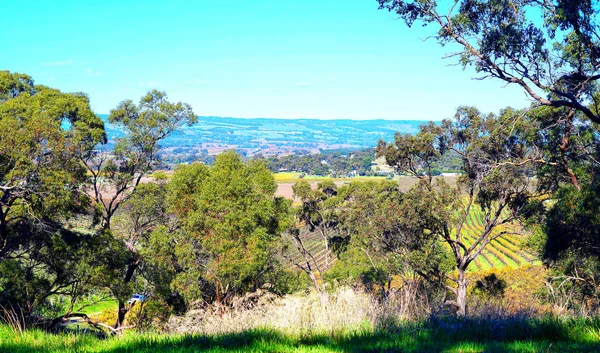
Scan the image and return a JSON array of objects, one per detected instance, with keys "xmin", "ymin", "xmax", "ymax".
[
  {"xmin": 108, "ymin": 90, "xmax": 196, "ymax": 170},
  {"xmin": 376, "ymin": 105, "xmax": 539, "ymax": 314},
  {"xmin": 0, "ymin": 71, "xmax": 34, "ymax": 102},
  {"xmin": 0, "ymin": 71, "xmax": 105, "ymax": 248},
  {"xmin": 166, "ymin": 151, "xmax": 291, "ymax": 304},
  {"xmin": 378, "ymin": 0, "xmax": 600, "ymax": 125}
]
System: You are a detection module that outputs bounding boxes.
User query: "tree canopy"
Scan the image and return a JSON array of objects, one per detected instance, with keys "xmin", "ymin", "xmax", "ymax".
[
  {"xmin": 0, "ymin": 71, "xmax": 107, "ymax": 317},
  {"xmin": 165, "ymin": 152, "xmax": 293, "ymax": 305},
  {"xmin": 378, "ymin": 0, "xmax": 600, "ymax": 125},
  {"xmin": 377, "ymin": 106, "xmax": 537, "ymax": 315}
]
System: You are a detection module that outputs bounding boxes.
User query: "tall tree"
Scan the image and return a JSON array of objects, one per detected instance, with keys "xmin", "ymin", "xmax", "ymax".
[
  {"xmin": 378, "ymin": 106, "xmax": 536, "ymax": 315},
  {"xmin": 378, "ymin": 0, "xmax": 600, "ymax": 125},
  {"xmin": 82, "ymin": 90, "xmax": 196, "ymax": 328},
  {"xmin": 0, "ymin": 71, "xmax": 107, "ymax": 319},
  {"xmin": 293, "ymin": 180, "xmax": 343, "ymax": 271},
  {"xmin": 377, "ymin": 0, "xmax": 600, "ymax": 191},
  {"xmin": 337, "ymin": 180, "xmax": 452, "ymax": 301},
  {"xmin": 83, "ymin": 90, "xmax": 196, "ymax": 230},
  {"xmin": 166, "ymin": 152, "xmax": 291, "ymax": 307},
  {"xmin": 283, "ymin": 180, "xmax": 346, "ymax": 294}
]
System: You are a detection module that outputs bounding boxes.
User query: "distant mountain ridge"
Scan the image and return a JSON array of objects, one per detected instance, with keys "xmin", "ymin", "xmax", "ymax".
[{"xmin": 99, "ymin": 115, "xmax": 429, "ymax": 154}]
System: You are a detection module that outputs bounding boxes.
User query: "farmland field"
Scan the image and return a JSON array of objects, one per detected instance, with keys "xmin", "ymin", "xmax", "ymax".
[{"xmin": 274, "ymin": 174, "xmax": 460, "ymax": 200}]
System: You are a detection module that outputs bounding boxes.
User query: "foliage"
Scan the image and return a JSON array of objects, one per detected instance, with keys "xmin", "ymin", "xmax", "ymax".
[
  {"xmin": 0, "ymin": 71, "xmax": 107, "ymax": 318},
  {"xmin": 79, "ymin": 90, "xmax": 196, "ymax": 327},
  {"xmin": 107, "ymin": 181, "xmax": 171, "ymax": 325},
  {"xmin": 84, "ymin": 90, "xmax": 196, "ymax": 229},
  {"xmin": 0, "ymin": 70, "xmax": 105, "ymax": 255},
  {"xmin": 540, "ymin": 175, "xmax": 600, "ymax": 314},
  {"xmin": 377, "ymin": 106, "xmax": 538, "ymax": 315},
  {"xmin": 164, "ymin": 152, "xmax": 293, "ymax": 305},
  {"xmin": 545, "ymin": 176, "xmax": 600, "ymax": 261},
  {"xmin": 378, "ymin": 0, "xmax": 600, "ymax": 125},
  {"xmin": 336, "ymin": 180, "xmax": 452, "ymax": 294},
  {"xmin": 263, "ymin": 149, "xmax": 376, "ymax": 176}
]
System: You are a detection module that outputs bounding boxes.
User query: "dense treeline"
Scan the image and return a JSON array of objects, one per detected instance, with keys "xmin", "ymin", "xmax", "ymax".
[
  {"xmin": 259, "ymin": 148, "xmax": 463, "ymax": 177},
  {"xmin": 260, "ymin": 149, "xmax": 375, "ymax": 176},
  {"xmin": 1, "ymin": 66, "xmax": 600, "ymax": 334}
]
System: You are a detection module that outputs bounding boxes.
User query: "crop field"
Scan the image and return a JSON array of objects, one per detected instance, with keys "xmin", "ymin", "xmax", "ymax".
[
  {"xmin": 283, "ymin": 204, "xmax": 539, "ymax": 273},
  {"xmin": 458, "ymin": 204, "xmax": 540, "ymax": 272},
  {"xmin": 283, "ymin": 231, "xmax": 333, "ymax": 272},
  {"xmin": 273, "ymin": 172, "xmax": 389, "ymax": 184}
]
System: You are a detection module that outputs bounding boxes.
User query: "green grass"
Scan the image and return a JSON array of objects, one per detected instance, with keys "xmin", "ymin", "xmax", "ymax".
[
  {"xmin": 80, "ymin": 299, "xmax": 117, "ymax": 316},
  {"xmin": 46, "ymin": 295, "xmax": 117, "ymax": 317},
  {"xmin": 1, "ymin": 317, "xmax": 599, "ymax": 352}
]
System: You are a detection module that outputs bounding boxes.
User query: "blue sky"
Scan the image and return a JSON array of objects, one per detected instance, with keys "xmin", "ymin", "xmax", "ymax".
[{"xmin": 1, "ymin": 0, "xmax": 531, "ymax": 120}]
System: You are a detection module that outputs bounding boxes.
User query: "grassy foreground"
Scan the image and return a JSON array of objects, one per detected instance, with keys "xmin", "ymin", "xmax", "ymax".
[{"xmin": 2, "ymin": 317, "xmax": 600, "ymax": 353}]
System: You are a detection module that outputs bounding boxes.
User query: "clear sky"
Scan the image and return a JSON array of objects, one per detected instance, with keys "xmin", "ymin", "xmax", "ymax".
[{"xmin": 1, "ymin": 0, "xmax": 532, "ymax": 120}]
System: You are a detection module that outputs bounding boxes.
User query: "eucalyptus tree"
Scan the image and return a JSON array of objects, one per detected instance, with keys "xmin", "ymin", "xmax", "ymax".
[
  {"xmin": 377, "ymin": 106, "xmax": 537, "ymax": 316},
  {"xmin": 293, "ymin": 180, "xmax": 343, "ymax": 270},
  {"xmin": 81, "ymin": 90, "xmax": 196, "ymax": 328},
  {"xmin": 109, "ymin": 181, "xmax": 171, "ymax": 328},
  {"xmin": 0, "ymin": 71, "xmax": 107, "ymax": 318},
  {"xmin": 338, "ymin": 180, "xmax": 452, "ymax": 303},
  {"xmin": 165, "ymin": 151, "xmax": 292, "ymax": 307},
  {"xmin": 378, "ymin": 0, "xmax": 600, "ymax": 125},
  {"xmin": 529, "ymin": 110, "xmax": 600, "ymax": 313},
  {"xmin": 377, "ymin": 0, "xmax": 600, "ymax": 191},
  {"xmin": 283, "ymin": 180, "xmax": 346, "ymax": 293},
  {"xmin": 83, "ymin": 90, "xmax": 196, "ymax": 230}
]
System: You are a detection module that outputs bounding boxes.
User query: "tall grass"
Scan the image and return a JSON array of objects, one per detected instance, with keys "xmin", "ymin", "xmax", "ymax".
[{"xmin": 167, "ymin": 288, "xmax": 375, "ymax": 335}]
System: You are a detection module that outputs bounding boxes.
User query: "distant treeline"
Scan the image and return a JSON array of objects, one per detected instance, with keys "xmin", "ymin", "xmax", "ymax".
[
  {"xmin": 258, "ymin": 149, "xmax": 375, "ymax": 176},
  {"xmin": 256, "ymin": 148, "xmax": 463, "ymax": 177}
]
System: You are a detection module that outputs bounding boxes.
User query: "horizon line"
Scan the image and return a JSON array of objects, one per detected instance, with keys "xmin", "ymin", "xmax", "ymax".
[{"xmin": 96, "ymin": 113, "xmax": 443, "ymax": 122}]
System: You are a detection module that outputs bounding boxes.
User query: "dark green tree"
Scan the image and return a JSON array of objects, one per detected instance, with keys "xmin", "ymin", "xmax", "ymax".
[
  {"xmin": 165, "ymin": 152, "xmax": 292, "ymax": 306},
  {"xmin": 0, "ymin": 71, "xmax": 108, "ymax": 320},
  {"xmin": 334, "ymin": 180, "xmax": 451, "ymax": 301},
  {"xmin": 537, "ymin": 174, "xmax": 600, "ymax": 314}
]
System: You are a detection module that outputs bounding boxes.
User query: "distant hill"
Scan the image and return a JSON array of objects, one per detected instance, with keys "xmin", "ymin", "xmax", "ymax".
[{"xmin": 99, "ymin": 115, "xmax": 429, "ymax": 155}]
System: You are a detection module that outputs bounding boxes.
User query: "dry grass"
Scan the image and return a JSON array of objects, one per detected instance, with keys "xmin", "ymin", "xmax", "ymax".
[
  {"xmin": 167, "ymin": 288, "xmax": 376, "ymax": 335},
  {"xmin": 165, "ymin": 265, "xmax": 555, "ymax": 336}
]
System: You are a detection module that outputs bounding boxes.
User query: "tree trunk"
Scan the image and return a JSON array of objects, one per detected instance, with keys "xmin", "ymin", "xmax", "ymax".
[
  {"xmin": 308, "ymin": 271, "xmax": 322, "ymax": 294},
  {"xmin": 456, "ymin": 267, "xmax": 467, "ymax": 317},
  {"xmin": 115, "ymin": 299, "xmax": 127, "ymax": 329},
  {"xmin": 114, "ymin": 261, "xmax": 139, "ymax": 329},
  {"xmin": 324, "ymin": 235, "xmax": 329, "ymax": 270}
]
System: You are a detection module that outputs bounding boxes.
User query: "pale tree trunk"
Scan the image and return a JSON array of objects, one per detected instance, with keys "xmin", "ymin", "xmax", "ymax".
[
  {"xmin": 323, "ymin": 234, "xmax": 329, "ymax": 270},
  {"xmin": 456, "ymin": 267, "xmax": 467, "ymax": 317},
  {"xmin": 308, "ymin": 272, "xmax": 322, "ymax": 294}
]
